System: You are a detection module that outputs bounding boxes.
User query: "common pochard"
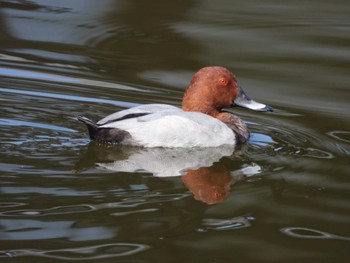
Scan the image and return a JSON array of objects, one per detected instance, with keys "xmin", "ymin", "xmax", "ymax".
[{"xmin": 78, "ymin": 66, "xmax": 273, "ymax": 147}]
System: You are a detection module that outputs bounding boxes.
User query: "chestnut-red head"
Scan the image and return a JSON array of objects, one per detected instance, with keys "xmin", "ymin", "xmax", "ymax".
[
  {"xmin": 182, "ymin": 66, "xmax": 239, "ymax": 115},
  {"xmin": 182, "ymin": 66, "xmax": 273, "ymax": 115}
]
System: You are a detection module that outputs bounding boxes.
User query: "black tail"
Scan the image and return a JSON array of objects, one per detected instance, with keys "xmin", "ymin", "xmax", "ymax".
[{"xmin": 77, "ymin": 116, "xmax": 99, "ymax": 140}]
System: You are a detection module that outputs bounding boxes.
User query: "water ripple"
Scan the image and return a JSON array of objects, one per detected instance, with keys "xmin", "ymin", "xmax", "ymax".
[
  {"xmin": 0, "ymin": 219, "xmax": 114, "ymax": 241},
  {"xmin": 0, "ymin": 118, "xmax": 76, "ymax": 132},
  {"xmin": 0, "ymin": 194, "xmax": 188, "ymax": 217},
  {"xmin": 198, "ymin": 215, "xmax": 254, "ymax": 232},
  {"xmin": 327, "ymin": 130, "xmax": 350, "ymax": 143},
  {"xmin": 0, "ymin": 87, "xmax": 139, "ymax": 108},
  {"xmin": 0, "ymin": 202, "xmax": 25, "ymax": 208},
  {"xmin": 281, "ymin": 227, "xmax": 350, "ymax": 241},
  {"xmin": 0, "ymin": 243, "xmax": 149, "ymax": 260}
]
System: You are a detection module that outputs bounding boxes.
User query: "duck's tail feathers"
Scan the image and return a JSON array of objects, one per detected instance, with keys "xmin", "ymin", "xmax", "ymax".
[{"xmin": 77, "ymin": 116, "xmax": 99, "ymax": 140}]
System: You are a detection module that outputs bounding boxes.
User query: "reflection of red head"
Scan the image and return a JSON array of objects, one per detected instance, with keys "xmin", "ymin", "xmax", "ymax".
[{"xmin": 182, "ymin": 164, "xmax": 233, "ymax": 205}]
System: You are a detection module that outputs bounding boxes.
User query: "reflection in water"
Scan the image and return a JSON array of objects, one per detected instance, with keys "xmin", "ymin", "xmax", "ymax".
[
  {"xmin": 1, "ymin": 0, "xmax": 349, "ymax": 261},
  {"xmin": 200, "ymin": 216, "xmax": 254, "ymax": 231},
  {"xmin": 327, "ymin": 131, "xmax": 350, "ymax": 155},
  {"xmin": 75, "ymin": 143, "xmax": 236, "ymax": 177},
  {"xmin": 0, "ymin": 1, "xmax": 72, "ymax": 13},
  {"xmin": 0, "ymin": 243, "xmax": 150, "ymax": 260},
  {"xmin": 327, "ymin": 131, "xmax": 350, "ymax": 144},
  {"xmin": 0, "ymin": 204, "xmax": 96, "ymax": 217},
  {"xmin": 182, "ymin": 163, "xmax": 233, "ymax": 205},
  {"xmin": 99, "ymin": 0, "xmax": 198, "ymax": 77},
  {"xmin": 0, "ymin": 0, "xmax": 198, "ymax": 81},
  {"xmin": 0, "ymin": 117, "xmax": 76, "ymax": 133},
  {"xmin": 0, "ymin": 193, "xmax": 188, "ymax": 217},
  {"xmin": 0, "ymin": 202, "xmax": 25, "ymax": 208},
  {"xmin": 75, "ymin": 143, "xmax": 263, "ymax": 204},
  {"xmin": 281, "ymin": 227, "xmax": 350, "ymax": 242},
  {"xmin": 0, "ymin": 219, "xmax": 114, "ymax": 241}
]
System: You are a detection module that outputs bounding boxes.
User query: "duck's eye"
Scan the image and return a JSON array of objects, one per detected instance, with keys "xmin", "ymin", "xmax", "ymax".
[{"xmin": 219, "ymin": 78, "xmax": 228, "ymax": 86}]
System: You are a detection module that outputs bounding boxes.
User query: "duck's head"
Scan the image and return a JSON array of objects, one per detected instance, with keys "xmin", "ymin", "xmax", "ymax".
[{"xmin": 182, "ymin": 66, "xmax": 273, "ymax": 114}]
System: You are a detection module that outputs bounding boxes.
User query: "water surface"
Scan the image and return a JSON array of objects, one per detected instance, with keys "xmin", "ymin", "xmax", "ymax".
[{"xmin": 0, "ymin": 0, "xmax": 349, "ymax": 262}]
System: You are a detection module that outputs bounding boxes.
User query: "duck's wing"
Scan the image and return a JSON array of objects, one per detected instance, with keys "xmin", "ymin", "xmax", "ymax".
[
  {"xmin": 97, "ymin": 104, "xmax": 180, "ymax": 126},
  {"xmin": 99, "ymin": 110, "xmax": 236, "ymax": 148}
]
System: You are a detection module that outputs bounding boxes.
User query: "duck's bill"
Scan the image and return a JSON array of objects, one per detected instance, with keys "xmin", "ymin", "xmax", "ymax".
[{"xmin": 233, "ymin": 86, "xmax": 273, "ymax": 112}]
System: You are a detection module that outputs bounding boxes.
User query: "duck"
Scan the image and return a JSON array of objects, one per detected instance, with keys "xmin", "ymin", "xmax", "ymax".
[{"xmin": 78, "ymin": 66, "xmax": 273, "ymax": 148}]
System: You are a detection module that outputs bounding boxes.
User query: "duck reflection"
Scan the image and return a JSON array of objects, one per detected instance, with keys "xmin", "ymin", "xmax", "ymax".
[
  {"xmin": 75, "ymin": 143, "xmax": 253, "ymax": 204},
  {"xmin": 182, "ymin": 163, "xmax": 233, "ymax": 204}
]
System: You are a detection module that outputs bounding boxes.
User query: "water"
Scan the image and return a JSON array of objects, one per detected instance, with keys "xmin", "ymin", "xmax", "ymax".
[{"xmin": 0, "ymin": 0, "xmax": 349, "ymax": 262}]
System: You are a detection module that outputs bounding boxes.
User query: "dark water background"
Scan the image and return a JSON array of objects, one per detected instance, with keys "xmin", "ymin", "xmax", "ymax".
[{"xmin": 0, "ymin": 0, "xmax": 349, "ymax": 262}]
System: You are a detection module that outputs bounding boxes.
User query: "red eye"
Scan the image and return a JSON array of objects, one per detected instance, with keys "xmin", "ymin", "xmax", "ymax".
[{"xmin": 219, "ymin": 78, "xmax": 228, "ymax": 86}]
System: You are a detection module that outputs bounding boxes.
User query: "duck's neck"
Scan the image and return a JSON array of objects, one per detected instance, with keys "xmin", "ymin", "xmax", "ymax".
[
  {"xmin": 182, "ymin": 103, "xmax": 219, "ymax": 116},
  {"xmin": 182, "ymin": 89, "xmax": 220, "ymax": 116}
]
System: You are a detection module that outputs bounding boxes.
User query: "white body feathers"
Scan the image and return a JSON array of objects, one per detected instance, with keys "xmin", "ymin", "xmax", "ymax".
[{"xmin": 97, "ymin": 104, "xmax": 236, "ymax": 148}]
